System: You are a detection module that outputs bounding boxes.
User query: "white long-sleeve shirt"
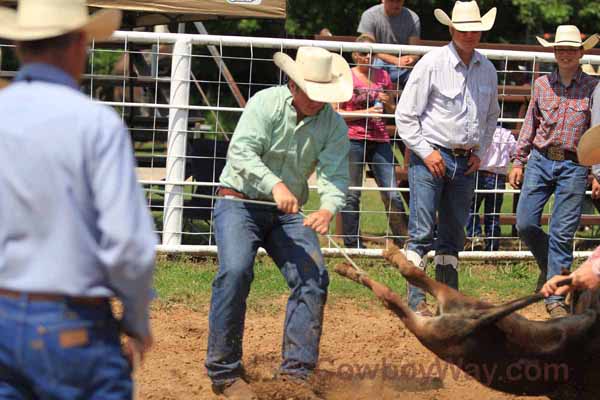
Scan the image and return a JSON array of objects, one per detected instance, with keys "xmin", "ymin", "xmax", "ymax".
[{"xmin": 395, "ymin": 42, "xmax": 500, "ymax": 160}]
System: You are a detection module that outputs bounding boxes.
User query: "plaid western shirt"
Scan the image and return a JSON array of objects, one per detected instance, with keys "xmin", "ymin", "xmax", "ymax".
[{"xmin": 512, "ymin": 69, "xmax": 598, "ymax": 167}]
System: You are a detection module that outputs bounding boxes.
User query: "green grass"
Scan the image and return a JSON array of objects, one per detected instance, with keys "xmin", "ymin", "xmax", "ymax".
[{"xmin": 153, "ymin": 256, "xmax": 544, "ymax": 312}]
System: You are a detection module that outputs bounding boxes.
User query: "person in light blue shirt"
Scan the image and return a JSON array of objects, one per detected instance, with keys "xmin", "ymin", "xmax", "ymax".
[
  {"xmin": 0, "ymin": 1, "xmax": 156, "ymax": 398},
  {"xmin": 395, "ymin": 1, "xmax": 499, "ymax": 315}
]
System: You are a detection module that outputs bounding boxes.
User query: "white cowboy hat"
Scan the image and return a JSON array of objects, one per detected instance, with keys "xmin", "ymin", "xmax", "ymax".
[
  {"xmin": 578, "ymin": 125, "xmax": 600, "ymax": 166},
  {"xmin": 434, "ymin": 1, "xmax": 497, "ymax": 32},
  {"xmin": 0, "ymin": 0, "xmax": 121, "ymax": 42},
  {"xmin": 582, "ymin": 64, "xmax": 600, "ymax": 76},
  {"xmin": 537, "ymin": 25, "xmax": 599, "ymax": 50},
  {"xmin": 273, "ymin": 47, "xmax": 353, "ymax": 103}
]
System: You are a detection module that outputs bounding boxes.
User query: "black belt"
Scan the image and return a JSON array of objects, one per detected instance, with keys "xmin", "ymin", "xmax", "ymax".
[
  {"xmin": 538, "ymin": 145, "xmax": 578, "ymax": 163},
  {"xmin": 0, "ymin": 288, "xmax": 108, "ymax": 306}
]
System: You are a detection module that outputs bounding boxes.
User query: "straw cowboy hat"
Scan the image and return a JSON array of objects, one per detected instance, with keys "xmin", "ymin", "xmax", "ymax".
[
  {"xmin": 582, "ymin": 64, "xmax": 600, "ymax": 76},
  {"xmin": 434, "ymin": 1, "xmax": 497, "ymax": 32},
  {"xmin": 537, "ymin": 25, "xmax": 599, "ymax": 50},
  {"xmin": 578, "ymin": 125, "xmax": 600, "ymax": 166},
  {"xmin": 0, "ymin": 0, "xmax": 121, "ymax": 42},
  {"xmin": 273, "ymin": 47, "xmax": 353, "ymax": 103},
  {"xmin": 0, "ymin": 79, "xmax": 9, "ymax": 89}
]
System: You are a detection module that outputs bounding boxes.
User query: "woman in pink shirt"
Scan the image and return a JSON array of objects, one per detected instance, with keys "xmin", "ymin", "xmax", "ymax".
[{"xmin": 336, "ymin": 34, "xmax": 407, "ymax": 248}]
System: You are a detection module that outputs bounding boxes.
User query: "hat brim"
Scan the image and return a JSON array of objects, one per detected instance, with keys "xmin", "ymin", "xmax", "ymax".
[
  {"xmin": 0, "ymin": 8, "xmax": 121, "ymax": 42},
  {"xmin": 274, "ymin": 51, "xmax": 353, "ymax": 103},
  {"xmin": 578, "ymin": 125, "xmax": 600, "ymax": 166},
  {"xmin": 434, "ymin": 7, "xmax": 496, "ymax": 32},
  {"xmin": 582, "ymin": 64, "xmax": 600, "ymax": 76},
  {"xmin": 536, "ymin": 33, "xmax": 599, "ymax": 50}
]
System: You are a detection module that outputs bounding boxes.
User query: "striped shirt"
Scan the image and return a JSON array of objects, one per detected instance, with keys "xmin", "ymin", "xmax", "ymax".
[
  {"xmin": 512, "ymin": 69, "xmax": 598, "ymax": 167},
  {"xmin": 395, "ymin": 42, "xmax": 500, "ymax": 160}
]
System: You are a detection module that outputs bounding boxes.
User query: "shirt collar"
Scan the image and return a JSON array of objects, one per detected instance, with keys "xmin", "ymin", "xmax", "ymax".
[
  {"xmin": 548, "ymin": 68, "xmax": 584, "ymax": 86},
  {"xmin": 14, "ymin": 63, "xmax": 79, "ymax": 90},
  {"xmin": 448, "ymin": 42, "xmax": 482, "ymax": 69}
]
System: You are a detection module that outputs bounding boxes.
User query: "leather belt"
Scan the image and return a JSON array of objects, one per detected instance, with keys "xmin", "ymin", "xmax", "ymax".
[
  {"xmin": 217, "ymin": 187, "xmax": 248, "ymax": 200},
  {"xmin": 0, "ymin": 288, "xmax": 108, "ymax": 306},
  {"xmin": 450, "ymin": 148, "xmax": 473, "ymax": 158},
  {"xmin": 438, "ymin": 146, "xmax": 473, "ymax": 158},
  {"xmin": 539, "ymin": 145, "xmax": 578, "ymax": 163}
]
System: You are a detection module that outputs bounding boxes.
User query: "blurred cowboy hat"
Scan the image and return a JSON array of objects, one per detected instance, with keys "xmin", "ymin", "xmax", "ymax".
[
  {"xmin": 537, "ymin": 25, "xmax": 599, "ymax": 50},
  {"xmin": 434, "ymin": 1, "xmax": 497, "ymax": 32},
  {"xmin": 0, "ymin": 79, "xmax": 9, "ymax": 89},
  {"xmin": 582, "ymin": 64, "xmax": 600, "ymax": 76},
  {"xmin": 577, "ymin": 125, "xmax": 600, "ymax": 166},
  {"xmin": 0, "ymin": 0, "xmax": 121, "ymax": 42},
  {"xmin": 273, "ymin": 47, "xmax": 352, "ymax": 103}
]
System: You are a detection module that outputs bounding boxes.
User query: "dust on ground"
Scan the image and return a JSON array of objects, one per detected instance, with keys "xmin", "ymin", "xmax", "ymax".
[{"xmin": 135, "ymin": 297, "xmax": 551, "ymax": 400}]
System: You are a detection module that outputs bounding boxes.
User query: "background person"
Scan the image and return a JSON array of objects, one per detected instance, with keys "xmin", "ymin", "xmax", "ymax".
[
  {"xmin": 465, "ymin": 125, "xmax": 517, "ymax": 251},
  {"xmin": 508, "ymin": 25, "xmax": 599, "ymax": 318},
  {"xmin": 395, "ymin": 1, "xmax": 500, "ymax": 315},
  {"xmin": 0, "ymin": 1, "xmax": 157, "ymax": 398},
  {"xmin": 357, "ymin": 0, "xmax": 421, "ymax": 85},
  {"xmin": 205, "ymin": 47, "xmax": 351, "ymax": 399},
  {"xmin": 336, "ymin": 34, "xmax": 408, "ymax": 249}
]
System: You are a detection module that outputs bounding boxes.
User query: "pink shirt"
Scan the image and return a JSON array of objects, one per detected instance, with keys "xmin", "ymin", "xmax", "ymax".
[{"xmin": 340, "ymin": 68, "xmax": 393, "ymax": 142}]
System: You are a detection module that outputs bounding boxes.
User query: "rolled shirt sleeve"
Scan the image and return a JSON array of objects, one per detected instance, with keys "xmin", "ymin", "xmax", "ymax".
[{"xmin": 91, "ymin": 110, "xmax": 157, "ymax": 340}]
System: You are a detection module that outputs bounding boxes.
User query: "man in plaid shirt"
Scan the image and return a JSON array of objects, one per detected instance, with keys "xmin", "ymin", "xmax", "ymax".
[{"xmin": 509, "ymin": 25, "xmax": 599, "ymax": 318}]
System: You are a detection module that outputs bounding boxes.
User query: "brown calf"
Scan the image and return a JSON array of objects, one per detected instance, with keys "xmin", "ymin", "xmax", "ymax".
[{"xmin": 335, "ymin": 244, "xmax": 600, "ymax": 399}]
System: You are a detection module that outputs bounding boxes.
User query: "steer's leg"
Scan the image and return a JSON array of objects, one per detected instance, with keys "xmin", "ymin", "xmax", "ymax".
[
  {"xmin": 383, "ymin": 244, "xmax": 486, "ymax": 313},
  {"xmin": 334, "ymin": 263, "xmax": 423, "ymax": 333}
]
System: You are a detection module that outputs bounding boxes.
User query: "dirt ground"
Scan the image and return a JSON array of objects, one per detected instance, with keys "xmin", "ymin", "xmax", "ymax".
[{"xmin": 135, "ymin": 296, "xmax": 555, "ymax": 400}]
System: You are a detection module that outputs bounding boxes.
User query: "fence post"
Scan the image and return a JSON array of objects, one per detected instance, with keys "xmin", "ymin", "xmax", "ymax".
[{"xmin": 162, "ymin": 38, "xmax": 192, "ymax": 246}]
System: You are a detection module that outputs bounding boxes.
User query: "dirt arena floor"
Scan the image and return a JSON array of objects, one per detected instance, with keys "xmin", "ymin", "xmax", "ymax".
[{"xmin": 135, "ymin": 296, "xmax": 553, "ymax": 400}]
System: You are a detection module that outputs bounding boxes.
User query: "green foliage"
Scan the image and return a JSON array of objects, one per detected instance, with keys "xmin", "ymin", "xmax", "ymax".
[{"xmin": 202, "ymin": 0, "xmax": 599, "ymax": 44}]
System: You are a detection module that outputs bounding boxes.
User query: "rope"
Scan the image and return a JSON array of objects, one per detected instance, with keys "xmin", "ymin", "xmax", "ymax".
[{"xmin": 145, "ymin": 188, "xmax": 367, "ymax": 275}]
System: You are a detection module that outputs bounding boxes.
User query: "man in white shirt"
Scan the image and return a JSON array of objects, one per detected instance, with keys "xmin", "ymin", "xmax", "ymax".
[{"xmin": 395, "ymin": 1, "xmax": 500, "ymax": 314}]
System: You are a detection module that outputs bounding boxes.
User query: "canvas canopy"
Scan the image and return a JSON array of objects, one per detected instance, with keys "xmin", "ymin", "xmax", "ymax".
[{"xmin": 0, "ymin": 0, "xmax": 287, "ymax": 26}]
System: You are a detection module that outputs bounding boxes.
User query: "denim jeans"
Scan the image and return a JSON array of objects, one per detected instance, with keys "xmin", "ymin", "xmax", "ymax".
[
  {"xmin": 516, "ymin": 149, "xmax": 588, "ymax": 304},
  {"xmin": 406, "ymin": 148, "xmax": 476, "ymax": 309},
  {"xmin": 0, "ymin": 296, "xmax": 131, "ymax": 399},
  {"xmin": 372, "ymin": 59, "xmax": 411, "ymax": 86},
  {"xmin": 206, "ymin": 199, "xmax": 329, "ymax": 386},
  {"xmin": 466, "ymin": 172, "xmax": 506, "ymax": 251},
  {"xmin": 341, "ymin": 140, "xmax": 407, "ymax": 248}
]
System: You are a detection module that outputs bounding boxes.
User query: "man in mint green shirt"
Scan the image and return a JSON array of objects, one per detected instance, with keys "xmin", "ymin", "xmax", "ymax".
[{"xmin": 206, "ymin": 47, "xmax": 352, "ymax": 399}]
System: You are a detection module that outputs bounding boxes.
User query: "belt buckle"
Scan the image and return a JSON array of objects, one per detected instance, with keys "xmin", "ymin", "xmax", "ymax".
[{"xmin": 547, "ymin": 146, "xmax": 564, "ymax": 161}]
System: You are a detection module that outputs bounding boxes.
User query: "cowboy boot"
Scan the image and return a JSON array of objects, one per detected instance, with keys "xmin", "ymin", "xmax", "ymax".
[{"xmin": 434, "ymin": 254, "xmax": 459, "ymax": 290}]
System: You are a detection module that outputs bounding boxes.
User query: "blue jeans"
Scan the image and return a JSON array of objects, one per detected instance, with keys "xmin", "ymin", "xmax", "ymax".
[
  {"xmin": 372, "ymin": 59, "xmax": 411, "ymax": 86},
  {"xmin": 0, "ymin": 296, "xmax": 131, "ymax": 399},
  {"xmin": 206, "ymin": 199, "xmax": 329, "ymax": 386},
  {"xmin": 516, "ymin": 149, "xmax": 588, "ymax": 304},
  {"xmin": 466, "ymin": 172, "xmax": 506, "ymax": 251},
  {"xmin": 341, "ymin": 140, "xmax": 407, "ymax": 248},
  {"xmin": 406, "ymin": 148, "xmax": 476, "ymax": 309}
]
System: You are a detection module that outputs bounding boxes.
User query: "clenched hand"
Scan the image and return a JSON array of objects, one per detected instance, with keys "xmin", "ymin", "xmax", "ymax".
[
  {"xmin": 303, "ymin": 209, "xmax": 333, "ymax": 235},
  {"xmin": 272, "ymin": 182, "xmax": 299, "ymax": 214}
]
